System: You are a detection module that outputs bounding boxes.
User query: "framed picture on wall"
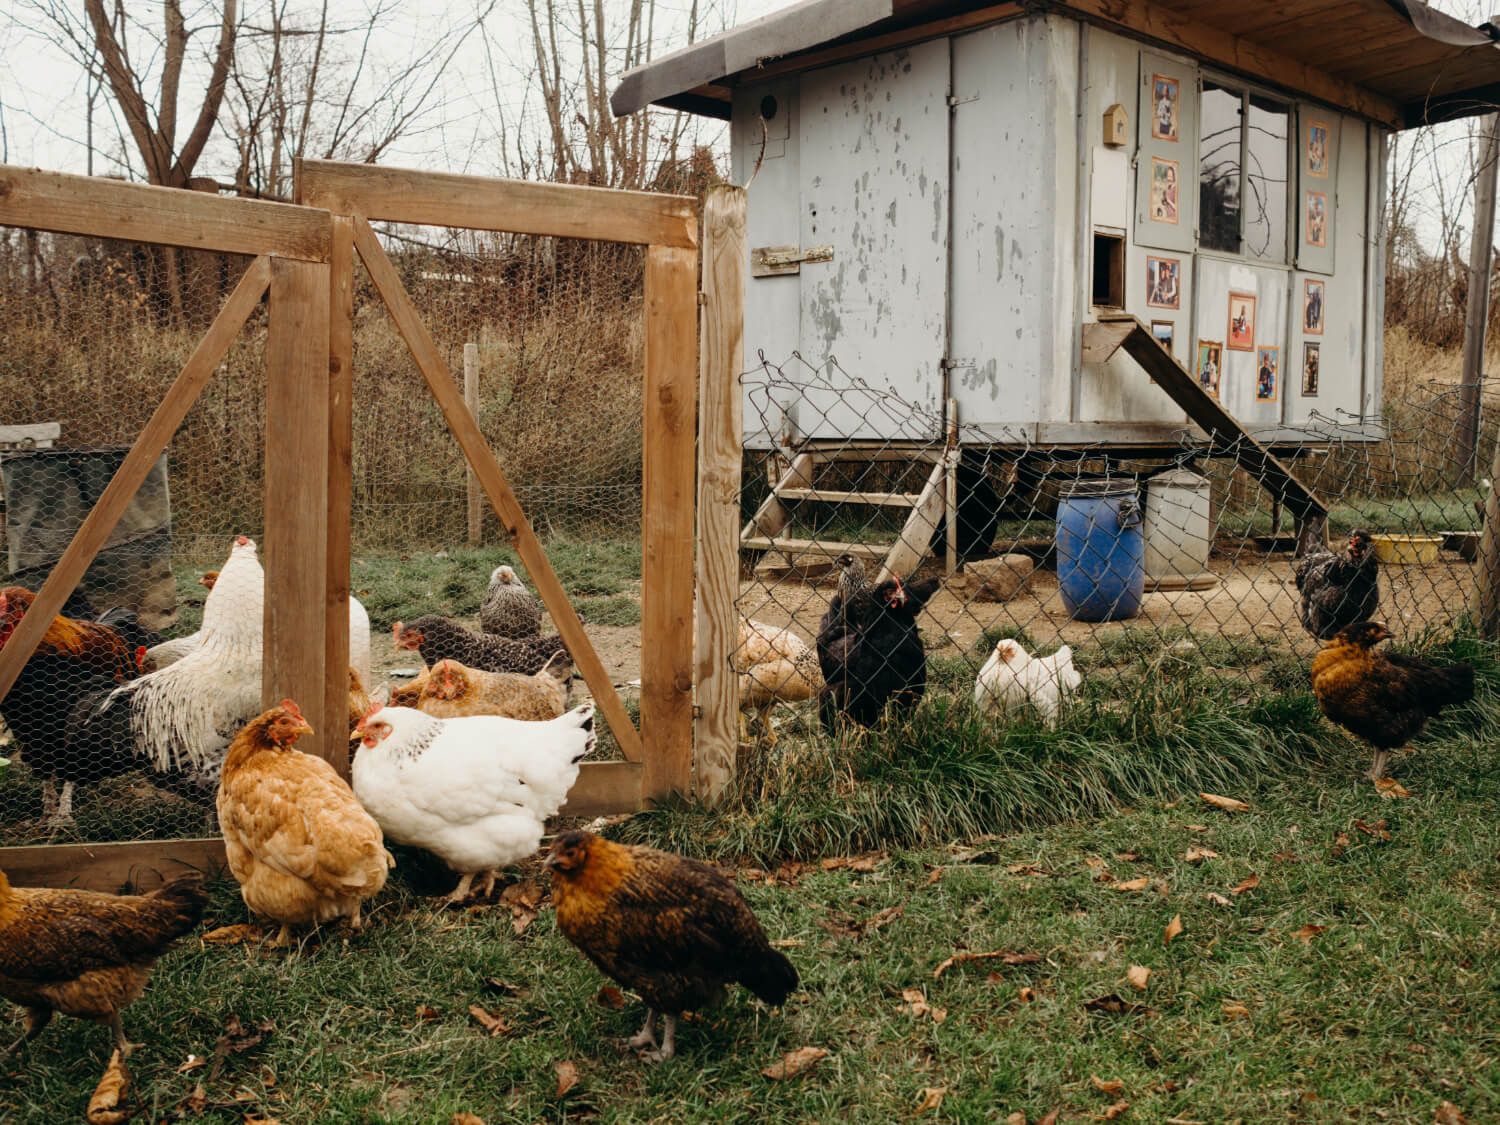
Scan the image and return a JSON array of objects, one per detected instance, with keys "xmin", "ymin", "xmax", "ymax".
[
  {"xmin": 1227, "ymin": 291, "xmax": 1256, "ymax": 351},
  {"xmin": 1152, "ymin": 74, "xmax": 1180, "ymax": 142},
  {"xmin": 1196, "ymin": 340, "xmax": 1223, "ymax": 399},
  {"xmin": 1256, "ymin": 347, "xmax": 1280, "ymax": 403},
  {"xmin": 1306, "ymin": 119, "xmax": 1330, "ymax": 178},
  {"xmin": 1150, "ymin": 157, "xmax": 1179, "ymax": 224},
  {"xmin": 1151, "ymin": 320, "xmax": 1175, "ymax": 352},
  {"xmin": 1302, "ymin": 342, "xmax": 1321, "ymax": 395},
  {"xmin": 1146, "ymin": 256, "xmax": 1181, "ymax": 308},
  {"xmin": 1304, "ymin": 279, "xmax": 1325, "ymax": 335},
  {"xmin": 1305, "ymin": 191, "xmax": 1328, "ymax": 247}
]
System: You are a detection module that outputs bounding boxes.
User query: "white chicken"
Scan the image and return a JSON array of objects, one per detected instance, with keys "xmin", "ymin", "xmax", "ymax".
[
  {"xmin": 351, "ymin": 701, "xmax": 596, "ymax": 905},
  {"xmin": 974, "ymin": 639, "xmax": 1080, "ymax": 728}
]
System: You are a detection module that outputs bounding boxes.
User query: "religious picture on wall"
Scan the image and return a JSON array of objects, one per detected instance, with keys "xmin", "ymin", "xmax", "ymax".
[
  {"xmin": 1307, "ymin": 119, "xmax": 1330, "ymax": 177},
  {"xmin": 1150, "ymin": 157, "xmax": 1179, "ymax": 224},
  {"xmin": 1196, "ymin": 340, "xmax": 1223, "ymax": 399},
  {"xmin": 1151, "ymin": 320, "xmax": 1175, "ymax": 352},
  {"xmin": 1146, "ymin": 256, "xmax": 1181, "ymax": 309},
  {"xmin": 1152, "ymin": 74, "xmax": 1180, "ymax": 142},
  {"xmin": 1227, "ymin": 291, "xmax": 1256, "ymax": 351},
  {"xmin": 1256, "ymin": 347, "xmax": 1280, "ymax": 403},
  {"xmin": 1304, "ymin": 278, "xmax": 1325, "ymax": 335},
  {"xmin": 1302, "ymin": 342, "xmax": 1321, "ymax": 396},
  {"xmin": 1305, "ymin": 191, "xmax": 1328, "ymax": 247}
]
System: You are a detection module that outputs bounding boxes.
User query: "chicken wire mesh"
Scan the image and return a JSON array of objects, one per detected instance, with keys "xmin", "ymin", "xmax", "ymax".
[
  {"xmin": 0, "ymin": 226, "xmax": 271, "ymax": 845},
  {"xmin": 733, "ymin": 353, "xmax": 1499, "ymax": 756}
]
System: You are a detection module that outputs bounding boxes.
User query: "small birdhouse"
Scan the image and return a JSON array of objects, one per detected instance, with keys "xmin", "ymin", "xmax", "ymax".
[{"xmin": 1103, "ymin": 103, "xmax": 1128, "ymax": 147}]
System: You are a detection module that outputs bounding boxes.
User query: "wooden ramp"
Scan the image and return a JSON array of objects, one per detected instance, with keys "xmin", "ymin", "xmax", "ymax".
[{"xmin": 1085, "ymin": 313, "xmax": 1328, "ymax": 546}]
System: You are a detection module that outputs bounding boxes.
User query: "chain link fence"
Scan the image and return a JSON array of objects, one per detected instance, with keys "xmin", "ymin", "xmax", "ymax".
[{"xmin": 733, "ymin": 352, "xmax": 1496, "ymax": 753}]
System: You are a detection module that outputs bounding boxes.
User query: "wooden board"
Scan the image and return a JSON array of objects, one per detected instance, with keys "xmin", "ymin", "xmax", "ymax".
[
  {"xmin": 263, "ymin": 258, "xmax": 335, "ymax": 763},
  {"xmin": 776, "ymin": 488, "xmax": 920, "ymax": 507},
  {"xmin": 878, "ymin": 453, "xmax": 949, "ymax": 583},
  {"xmin": 0, "ymin": 423, "xmax": 60, "ymax": 448},
  {"xmin": 351, "ymin": 218, "xmax": 644, "ymax": 766},
  {"xmin": 464, "ymin": 342, "xmax": 482, "ymax": 547},
  {"xmin": 560, "ymin": 760, "xmax": 644, "ymax": 818},
  {"xmin": 0, "ymin": 165, "xmax": 330, "ymax": 260},
  {"xmin": 741, "ymin": 536, "xmax": 889, "ymax": 559},
  {"xmin": 743, "ymin": 453, "xmax": 816, "ymax": 538},
  {"xmin": 0, "ymin": 257, "xmax": 272, "ymax": 705},
  {"xmin": 325, "ymin": 217, "xmax": 356, "ymax": 776},
  {"xmin": 642, "ymin": 244, "xmax": 699, "ymax": 801},
  {"xmin": 692, "ymin": 186, "xmax": 747, "ymax": 806},
  {"xmin": 0, "ymin": 838, "xmax": 228, "ymax": 893},
  {"xmin": 297, "ymin": 160, "xmax": 696, "ymax": 248}
]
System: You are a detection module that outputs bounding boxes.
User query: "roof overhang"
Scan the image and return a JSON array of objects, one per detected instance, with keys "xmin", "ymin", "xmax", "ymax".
[{"xmin": 611, "ymin": 0, "xmax": 1500, "ymax": 131}]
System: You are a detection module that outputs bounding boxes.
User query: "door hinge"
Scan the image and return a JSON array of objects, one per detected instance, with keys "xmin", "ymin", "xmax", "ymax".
[{"xmin": 941, "ymin": 357, "xmax": 976, "ymax": 372}]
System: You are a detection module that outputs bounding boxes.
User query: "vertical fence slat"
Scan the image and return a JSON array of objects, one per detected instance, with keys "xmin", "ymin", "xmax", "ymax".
[
  {"xmin": 643, "ymin": 242, "xmax": 700, "ymax": 801},
  {"xmin": 693, "ymin": 186, "xmax": 747, "ymax": 805},
  {"xmin": 264, "ymin": 257, "xmax": 334, "ymax": 763},
  {"xmin": 465, "ymin": 342, "xmax": 482, "ymax": 547},
  {"xmin": 325, "ymin": 216, "xmax": 356, "ymax": 775}
]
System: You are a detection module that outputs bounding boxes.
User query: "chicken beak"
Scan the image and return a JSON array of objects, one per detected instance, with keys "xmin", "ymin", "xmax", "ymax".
[{"xmin": 542, "ymin": 851, "xmax": 559, "ymax": 870}]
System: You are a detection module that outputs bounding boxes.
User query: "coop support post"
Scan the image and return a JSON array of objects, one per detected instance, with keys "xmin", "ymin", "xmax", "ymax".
[
  {"xmin": 0, "ymin": 256, "xmax": 272, "ymax": 706},
  {"xmin": 324, "ymin": 216, "xmax": 356, "ymax": 777},
  {"xmin": 464, "ymin": 342, "xmax": 482, "ymax": 547},
  {"xmin": 643, "ymin": 242, "xmax": 699, "ymax": 802},
  {"xmin": 264, "ymin": 257, "xmax": 335, "ymax": 764},
  {"xmin": 693, "ymin": 185, "xmax": 747, "ymax": 805},
  {"xmin": 1474, "ymin": 434, "xmax": 1500, "ymax": 636},
  {"xmin": 1459, "ymin": 112, "xmax": 1500, "ymax": 485}
]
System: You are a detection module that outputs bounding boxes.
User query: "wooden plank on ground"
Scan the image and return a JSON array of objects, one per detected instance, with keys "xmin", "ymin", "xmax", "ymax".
[
  {"xmin": 264, "ymin": 258, "xmax": 334, "ymax": 764},
  {"xmin": 1093, "ymin": 313, "xmax": 1326, "ymax": 520},
  {"xmin": 352, "ymin": 218, "xmax": 643, "ymax": 765},
  {"xmin": 0, "ymin": 165, "xmax": 330, "ymax": 260},
  {"xmin": 0, "ymin": 257, "xmax": 272, "ymax": 706},
  {"xmin": 0, "ymin": 838, "xmax": 228, "ymax": 893},
  {"xmin": 297, "ymin": 160, "xmax": 697, "ymax": 248},
  {"xmin": 325, "ymin": 216, "xmax": 355, "ymax": 776},
  {"xmin": 559, "ymin": 760, "xmax": 644, "ymax": 817},
  {"xmin": 693, "ymin": 186, "xmax": 746, "ymax": 806},
  {"xmin": 642, "ymin": 243, "xmax": 699, "ymax": 801}
]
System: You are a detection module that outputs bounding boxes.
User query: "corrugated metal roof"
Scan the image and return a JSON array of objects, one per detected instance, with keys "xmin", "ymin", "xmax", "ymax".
[{"xmin": 611, "ymin": 0, "xmax": 1500, "ymax": 129}]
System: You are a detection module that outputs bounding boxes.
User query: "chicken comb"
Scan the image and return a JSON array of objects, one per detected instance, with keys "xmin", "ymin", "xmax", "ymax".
[
  {"xmin": 279, "ymin": 698, "xmax": 305, "ymax": 720},
  {"xmin": 355, "ymin": 702, "xmax": 384, "ymax": 730},
  {"xmin": 235, "ymin": 534, "xmax": 250, "ymax": 546},
  {"xmin": 134, "ymin": 645, "xmax": 148, "ymax": 671}
]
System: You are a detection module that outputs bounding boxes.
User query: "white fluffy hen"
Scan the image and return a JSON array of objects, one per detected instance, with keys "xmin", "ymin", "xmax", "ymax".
[
  {"xmin": 974, "ymin": 639, "xmax": 1080, "ymax": 728},
  {"xmin": 351, "ymin": 701, "xmax": 596, "ymax": 904}
]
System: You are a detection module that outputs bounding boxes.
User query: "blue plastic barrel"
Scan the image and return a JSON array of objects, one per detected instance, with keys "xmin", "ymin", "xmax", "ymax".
[{"xmin": 1056, "ymin": 479, "xmax": 1145, "ymax": 622}]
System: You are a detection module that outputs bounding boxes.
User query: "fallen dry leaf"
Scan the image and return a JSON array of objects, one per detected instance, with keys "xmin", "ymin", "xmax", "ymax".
[
  {"xmin": 244, "ymin": 1117, "xmax": 281, "ymax": 1125},
  {"xmin": 762, "ymin": 1046, "xmax": 829, "ymax": 1080},
  {"xmin": 1200, "ymin": 792, "xmax": 1250, "ymax": 813},
  {"xmin": 1183, "ymin": 846, "xmax": 1219, "ymax": 864},
  {"xmin": 1230, "ymin": 874, "xmax": 1260, "ymax": 896},
  {"xmin": 175, "ymin": 1055, "xmax": 206, "ymax": 1075},
  {"xmin": 1084, "ymin": 994, "xmax": 1152, "ymax": 1017},
  {"xmin": 1375, "ymin": 777, "xmax": 1413, "ymax": 799},
  {"xmin": 554, "ymin": 1060, "xmax": 579, "ymax": 1098},
  {"xmin": 595, "ymin": 987, "xmax": 626, "ymax": 1010},
  {"xmin": 1092, "ymin": 1075, "xmax": 1126, "ymax": 1096},
  {"xmin": 925, "ymin": 866, "xmax": 945, "ymax": 885},
  {"xmin": 1205, "ymin": 892, "xmax": 1233, "ymax": 907},
  {"xmin": 1103, "ymin": 1100, "xmax": 1130, "ymax": 1120},
  {"xmin": 933, "ymin": 949, "xmax": 1041, "ymax": 979},
  {"xmin": 1114, "ymin": 851, "xmax": 1142, "ymax": 862},
  {"xmin": 1018, "ymin": 987, "xmax": 1039, "ymax": 1003},
  {"xmin": 451, "ymin": 1115, "xmax": 486, "ymax": 1125},
  {"xmin": 914, "ymin": 1086, "xmax": 947, "ymax": 1114},
  {"xmin": 1164, "ymin": 915, "xmax": 1184, "ymax": 944},
  {"xmin": 1038, "ymin": 1111, "xmax": 1060, "ymax": 1125},
  {"xmin": 483, "ymin": 978, "xmax": 526, "ymax": 998},
  {"xmin": 1127, "ymin": 965, "xmax": 1151, "ymax": 991},
  {"xmin": 863, "ymin": 904, "xmax": 905, "ymax": 933},
  {"xmin": 467, "ymin": 1005, "xmax": 512, "ymax": 1037},
  {"xmin": 770, "ymin": 938, "xmax": 804, "ymax": 949},
  {"xmin": 1331, "ymin": 831, "xmax": 1352, "ymax": 859},
  {"xmin": 1291, "ymin": 924, "xmax": 1328, "ymax": 944},
  {"xmin": 86, "ymin": 1049, "xmax": 131, "ymax": 1125},
  {"xmin": 200, "ymin": 923, "xmax": 263, "ymax": 946},
  {"xmin": 414, "ymin": 1004, "xmax": 441, "ymax": 1022},
  {"xmin": 1353, "ymin": 818, "xmax": 1391, "ymax": 841},
  {"xmin": 1112, "ymin": 877, "xmax": 1151, "ymax": 893},
  {"xmin": 901, "ymin": 988, "xmax": 947, "ymax": 1023},
  {"xmin": 1434, "ymin": 1101, "xmax": 1469, "ymax": 1124},
  {"xmin": 1006, "ymin": 862, "xmax": 1048, "ymax": 877},
  {"xmin": 1005, "ymin": 1113, "xmax": 1025, "ymax": 1125},
  {"xmin": 1221, "ymin": 1000, "xmax": 1251, "ymax": 1020}
]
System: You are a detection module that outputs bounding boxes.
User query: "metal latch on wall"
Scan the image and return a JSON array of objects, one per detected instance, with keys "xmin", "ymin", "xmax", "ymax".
[{"xmin": 751, "ymin": 244, "xmax": 834, "ymax": 277}]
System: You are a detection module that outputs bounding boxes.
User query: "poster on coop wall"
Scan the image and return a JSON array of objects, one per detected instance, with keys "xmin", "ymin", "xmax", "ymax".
[
  {"xmin": 1305, "ymin": 191, "xmax": 1329, "ymax": 247},
  {"xmin": 1256, "ymin": 347, "xmax": 1280, "ymax": 403},
  {"xmin": 1227, "ymin": 291, "xmax": 1256, "ymax": 351},
  {"xmin": 1303, "ymin": 279, "xmax": 1325, "ymax": 335},
  {"xmin": 1146, "ymin": 256, "xmax": 1180, "ymax": 309},
  {"xmin": 1306, "ymin": 119, "xmax": 1330, "ymax": 177},
  {"xmin": 1196, "ymin": 340, "xmax": 1223, "ymax": 399},
  {"xmin": 1152, "ymin": 74, "xmax": 1179, "ymax": 142},
  {"xmin": 1150, "ymin": 158, "xmax": 1179, "ymax": 224},
  {"xmin": 1302, "ymin": 342, "xmax": 1320, "ymax": 396}
]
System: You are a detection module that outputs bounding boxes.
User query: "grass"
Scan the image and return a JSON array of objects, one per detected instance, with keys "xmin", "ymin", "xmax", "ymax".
[{"xmin": 2, "ymin": 732, "xmax": 1496, "ymax": 1122}]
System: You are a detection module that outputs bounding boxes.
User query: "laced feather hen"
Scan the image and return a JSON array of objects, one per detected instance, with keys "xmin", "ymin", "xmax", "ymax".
[
  {"xmin": 352, "ymin": 701, "xmax": 595, "ymax": 904},
  {"xmin": 478, "ymin": 565, "xmax": 542, "ymax": 638},
  {"xmin": 394, "ymin": 614, "xmax": 567, "ymax": 676},
  {"xmin": 1295, "ymin": 528, "xmax": 1380, "ymax": 640}
]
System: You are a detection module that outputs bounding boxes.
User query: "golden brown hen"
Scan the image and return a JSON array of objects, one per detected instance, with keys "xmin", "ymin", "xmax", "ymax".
[
  {"xmin": 415, "ymin": 654, "xmax": 571, "ymax": 721},
  {"xmin": 547, "ymin": 830, "xmax": 798, "ymax": 1061},
  {"xmin": 0, "ymin": 867, "xmax": 206, "ymax": 1058},
  {"xmin": 1311, "ymin": 622, "xmax": 1475, "ymax": 782}
]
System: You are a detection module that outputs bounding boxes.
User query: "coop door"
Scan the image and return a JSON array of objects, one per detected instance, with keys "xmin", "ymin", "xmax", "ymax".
[
  {"xmin": 1135, "ymin": 52, "xmax": 1198, "ymax": 253},
  {"xmin": 795, "ymin": 40, "xmax": 949, "ymax": 440}
]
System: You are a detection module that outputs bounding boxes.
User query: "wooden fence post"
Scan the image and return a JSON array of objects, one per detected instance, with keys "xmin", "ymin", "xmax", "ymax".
[
  {"xmin": 264, "ymin": 257, "xmax": 335, "ymax": 763},
  {"xmin": 642, "ymin": 242, "xmax": 700, "ymax": 801},
  {"xmin": 465, "ymin": 342, "xmax": 482, "ymax": 547},
  {"xmin": 693, "ymin": 186, "xmax": 747, "ymax": 805},
  {"xmin": 324, "ymin": 217, "xmax": 355, "ymax": 776}
]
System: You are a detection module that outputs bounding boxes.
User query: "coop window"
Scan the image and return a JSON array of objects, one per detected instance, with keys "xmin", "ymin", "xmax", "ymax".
[
  {"xmin": 1199, "ymin": 80, "xmax": 1291, "ymax": 262},
  {"xmin": 1199, "ymin": 81, "xmax": 1243, "ymax": 253},
  {"xmin": 1092, "ymin": 231, "xmax": 1126, "ymax": 308}
]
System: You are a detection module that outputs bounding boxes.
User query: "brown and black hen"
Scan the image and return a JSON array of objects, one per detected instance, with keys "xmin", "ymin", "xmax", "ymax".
[
  {"xmin": 1295, "ymin": 528, "xmax": 1380, "ymax": 640},
  {"xmin": 1310, "ymin": 621, "xmax": 1475, "ymax": 782},
  {"xmin": 817, "ymin": 574, "xmax": 939, "ymax": 732},
  {"xmin": 547, "ymin": 830, "xmax": 798, "ymax": 1061},
  {"xmin": 0, "ymin": 867, "xmax": 207, "ymax": 1058}
]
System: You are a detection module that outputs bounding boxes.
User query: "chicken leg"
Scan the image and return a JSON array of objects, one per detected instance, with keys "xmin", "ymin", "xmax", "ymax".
[
  {"xmin": 1368, "ymin": 750, "xmax": 1392, "ymax": 782},
  {"xmin": 641, "ymin": 1014, "xmax": 677, "ymax": 1063},
  {"xmin": 2, "ymin": 1006, "xmax": 51, "ymax": 1057},
  {"xmin": 443, "ymin": 871, "xmax": 476, "ymax": 907},
  {"xmin": 627, "ymin": 1009, "xmax": 657, "ymax": 1051},
  {"xmin": 108, "ymin": 1013, "xmax": 140, "ymax": 1058}
]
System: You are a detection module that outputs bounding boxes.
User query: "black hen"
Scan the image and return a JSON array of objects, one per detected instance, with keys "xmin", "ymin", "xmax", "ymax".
[
  {"xmin": 817, "ymin": 575, "xmax": 938, "ymax": 732},
  {"xmin": 1295, "ymin": 528, "xmax": 1379, "ymax": 640}
]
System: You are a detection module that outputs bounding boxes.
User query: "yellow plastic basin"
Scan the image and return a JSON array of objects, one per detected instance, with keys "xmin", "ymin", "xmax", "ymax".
[{"xmin": 1371, "ymin": 533, "xmax": 1442, "ymax": 565}]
